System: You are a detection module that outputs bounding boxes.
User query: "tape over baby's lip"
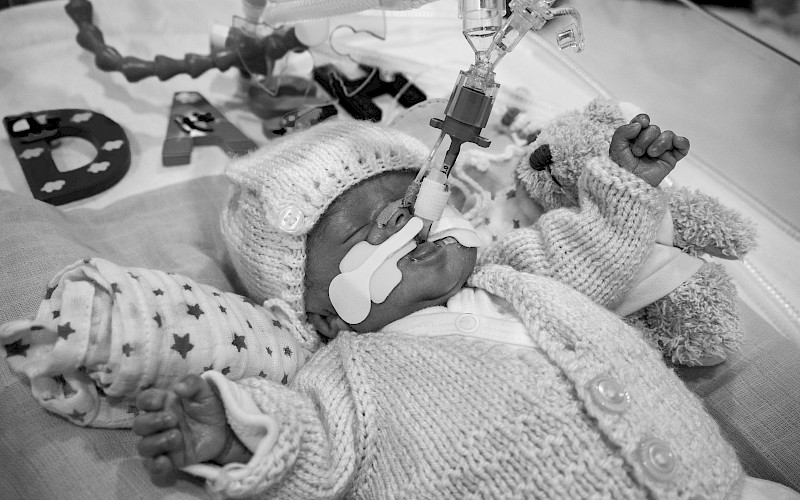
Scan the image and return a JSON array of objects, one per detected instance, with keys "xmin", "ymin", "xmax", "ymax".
[{"xmin": 427, "ymin": 205, "xmax": 482, "ymax": 248}]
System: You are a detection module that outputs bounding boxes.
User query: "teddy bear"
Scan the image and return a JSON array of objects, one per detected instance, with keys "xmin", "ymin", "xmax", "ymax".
[{"xmin": 505, "ymin": 97, "xmax": 758, "ymax": 367}]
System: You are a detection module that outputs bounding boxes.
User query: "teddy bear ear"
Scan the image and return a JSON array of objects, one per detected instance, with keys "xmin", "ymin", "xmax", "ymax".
[
  {"xmin": 528, "ymin": 144, "xmax": 552, "ymax": 171},
  {"xmin": 583, "ymin": 97, "xmax": 625, "ymax": 125}
]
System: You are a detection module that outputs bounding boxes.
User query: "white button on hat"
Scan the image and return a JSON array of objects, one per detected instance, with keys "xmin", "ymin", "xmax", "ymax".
[
  {"xmin": 278, "ymin": 206, "xmax": 305, "ymax": 234},
  {"xmin": 455, "ymin": 313, "xmax": 479, "ymax": 333},
  {"xmin": 638, "ymin": 437, "xmax": 677, "ymax": 482},
  {"xmin": 587, "ymin": 375, "xmax": 630, "ymax": 413}
]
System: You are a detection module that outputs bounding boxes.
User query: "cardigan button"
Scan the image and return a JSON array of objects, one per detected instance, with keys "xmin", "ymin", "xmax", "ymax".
[
  {"xmin": 455, "ymin": 313, "xmax": 479, "ymax": 333},
  {"xmin": 587, "ymin": 375, "xmax": 630, "ymax": 413},
  {"xmin": 637, "ymin": 437, "xmax": 676, "ymax": 482},
  {"xmin": 277, "ymin": 206, "xmax": 305, "ymax": 234}
]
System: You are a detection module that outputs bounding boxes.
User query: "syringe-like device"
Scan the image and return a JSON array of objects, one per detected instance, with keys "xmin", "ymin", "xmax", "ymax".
[
  {"xmin": 409, "ymin": 0, "xmax": 584, "ymax": 240},
  {"xmin": 410, "ymin": 66, "xmax": 499, "ymax": 237}
]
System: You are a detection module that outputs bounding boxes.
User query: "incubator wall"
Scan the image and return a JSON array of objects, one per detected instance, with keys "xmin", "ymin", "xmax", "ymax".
[{"xmin": 532, "ymin": 0, "xmax": 800, "ymax": 342}]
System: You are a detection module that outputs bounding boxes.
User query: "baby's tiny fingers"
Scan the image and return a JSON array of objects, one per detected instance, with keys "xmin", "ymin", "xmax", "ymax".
[
  {"xmin": 673, "ymin": 135, "xmax": 690, "ymax": 160},
  {"xmin": 136, "ymin": 388, "xmax": 167, "ymax": 412},
  {"xmin": 610, "ymin": 122, "xmax": 642, "ymax": 149},
  {"xmin": 659, "ymin": 150, "xmax": 679, "ymax": 171},
  {"xmin": 646, "ymin": 130, "xmax": 676, "ymax": 157},
  {"xmin": 132, "ymin": 411, "xmax": 177, "ymax": 437},
  {"xmin": 630, "ymin": 113, "xmax": 650, "ymax": 129},
  {"xmin": 146, "ymin": 455, "xmax": 179, "ymax": 487},
  {"xmin": 137, "ymin": 428, "xmax": 183, "ymax": 457},
  {"xmin": 632, "ymin": 124, "xmax": 661, "ymax": 156},
  {"xmin": 174, "ymin": 374, "xmax": 212, "ymax": 404}
]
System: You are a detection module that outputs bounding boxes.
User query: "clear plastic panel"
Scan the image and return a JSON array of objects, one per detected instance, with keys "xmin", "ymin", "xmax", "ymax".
[
  {"xmin": 535, "ymin": 0, "xmax": 800, "ymax": 337},
  {"xmin": 540, "ymin": 0, "xmax": 800, "ymax": 237}
]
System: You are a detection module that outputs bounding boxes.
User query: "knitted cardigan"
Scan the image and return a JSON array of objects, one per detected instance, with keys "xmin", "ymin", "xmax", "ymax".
[{"xmin": 190, "ymin": 158, "xmax": 745, "ymax": 499}]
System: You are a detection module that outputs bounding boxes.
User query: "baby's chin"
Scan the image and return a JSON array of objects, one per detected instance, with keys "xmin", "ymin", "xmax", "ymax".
[{"xmin": 452, "ymin": 242, "xmax": 479, "ymax": 283}]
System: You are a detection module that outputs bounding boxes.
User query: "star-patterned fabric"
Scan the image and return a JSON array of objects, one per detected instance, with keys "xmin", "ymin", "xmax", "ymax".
[
  {"xmin": 442, "ymin": 105, "xmax": 548, "ymax": 252},
  {"xmin": 447, "ymin": 161, "xmax": 544, "ymax": 254},
  {"xmin": 0, "ymin": 258, "xmax": 312, "ymax": 428}
]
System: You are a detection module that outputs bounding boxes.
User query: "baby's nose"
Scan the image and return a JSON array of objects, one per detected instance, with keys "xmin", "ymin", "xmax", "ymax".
[
  {"xmin": 376, "ymin": 200, "xmax": 408, "ymax": 227},
  {"xmin": 371, "ymin": 201, "xmax": 413, "ymax": 244}
]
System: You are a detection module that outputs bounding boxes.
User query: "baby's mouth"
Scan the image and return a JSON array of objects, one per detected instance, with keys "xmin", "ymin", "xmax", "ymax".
[
  {"xmin": 435, "ymin": 236, "xmax": 459, "ymax": 247},
  {"xmin": 408, "ymin": 237, "xmax": 458, "ymax": 262}
]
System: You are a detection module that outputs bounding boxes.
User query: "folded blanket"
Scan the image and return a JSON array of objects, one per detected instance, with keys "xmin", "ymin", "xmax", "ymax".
[{"xmin": 1, "ymin": 257, "xmax": 314, "ymax": 428}]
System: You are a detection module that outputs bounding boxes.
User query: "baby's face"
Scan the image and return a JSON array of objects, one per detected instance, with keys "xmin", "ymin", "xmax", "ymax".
[{"xmin": 305, "ymin": 171, "xmax": 478, "ymax": 337}]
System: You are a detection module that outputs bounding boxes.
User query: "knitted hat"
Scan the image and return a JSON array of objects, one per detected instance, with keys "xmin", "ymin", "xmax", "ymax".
[{"xmin": 220, "ymin": 120, "xmax": 428, "ymax": 319}]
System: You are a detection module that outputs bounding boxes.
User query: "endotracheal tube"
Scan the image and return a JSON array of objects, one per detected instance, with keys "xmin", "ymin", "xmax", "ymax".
[{"xmin": 408, "ymin": 0, "xmax": 584, "ymax": 241}]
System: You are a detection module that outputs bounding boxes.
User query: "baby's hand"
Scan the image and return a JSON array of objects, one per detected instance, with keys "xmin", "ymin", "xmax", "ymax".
[
  {"xmin": 609, "ymin": 114, "xmax": 690, "ymax": 187},
  {"xmin": 133, "ymin": 374, "xmax": 231, "ymax": 486}
]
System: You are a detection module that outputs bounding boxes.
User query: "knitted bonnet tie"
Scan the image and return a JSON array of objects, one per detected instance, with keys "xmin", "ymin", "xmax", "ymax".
[{"xmin": 220, "ymin": 120, "xmax": 428, "ymax": 326}]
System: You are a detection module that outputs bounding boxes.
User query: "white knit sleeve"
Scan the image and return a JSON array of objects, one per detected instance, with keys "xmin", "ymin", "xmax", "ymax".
[
  {"xmin": 479, "ymin": 156, "xmax": 667, "ymax": 308},
  {"xmin": 182, "ymin": 349, "xmax": 361, "ymax": 499}
]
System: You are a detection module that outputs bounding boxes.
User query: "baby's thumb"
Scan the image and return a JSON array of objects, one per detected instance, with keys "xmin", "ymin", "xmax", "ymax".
[
  {"xmin": 609, "ymin": 122, "xmax": 641, "ymax": 154},
  {"xmin": 174, "ymin": 374, "xmax": 213, "ymax": 404},
  {"xmin": 609, "ymin": 122, "xmax": 641, "ymax": 171}
]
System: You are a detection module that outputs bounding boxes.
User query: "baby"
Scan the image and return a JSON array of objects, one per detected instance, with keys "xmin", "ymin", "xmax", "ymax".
[{"xmin": 133, "ymin": 118, "xmax": 746, "ymax": 498}]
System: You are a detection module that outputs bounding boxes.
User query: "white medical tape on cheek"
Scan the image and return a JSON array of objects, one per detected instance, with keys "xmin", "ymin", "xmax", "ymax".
[
  {"xmin": 370, "ymin": 240, "xmax": 416, "ymax": 303},
  {"xmin": 337, "ymin": 240, "xmax": 416, "ymax": 302},
  {"xmin": 329, "ymin": 217, "xmax": 423, "ymax": 325}
]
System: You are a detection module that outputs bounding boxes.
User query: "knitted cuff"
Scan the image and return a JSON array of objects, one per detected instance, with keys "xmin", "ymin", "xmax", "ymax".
[
  {"xmin": 579, "ymin": 156, "xmax": 666, "ymax": 218},
  {"xmin": 182, "ymin": 371, "xmax": 282, "ymax": 498},
  {"xmin": 185, "ymin": 373, "xmax": 321, "ymax": 498}
]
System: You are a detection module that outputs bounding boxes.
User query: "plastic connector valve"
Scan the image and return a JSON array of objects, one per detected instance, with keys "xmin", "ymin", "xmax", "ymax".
[{"xmin": 556, "ymin": 23, "xmax": 584, "ymax": 52}]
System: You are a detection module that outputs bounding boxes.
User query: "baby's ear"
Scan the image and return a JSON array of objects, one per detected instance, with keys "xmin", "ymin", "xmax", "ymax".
[{"xmin": 306, "ymin": 312, "xmax": 349, "ymax": 340}]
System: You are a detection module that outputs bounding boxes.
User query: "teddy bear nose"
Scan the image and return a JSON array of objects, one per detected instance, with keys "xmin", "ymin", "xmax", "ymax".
[{"xmin": 529, "ymin": 144, "xmax": 552, "ymax": 171}]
